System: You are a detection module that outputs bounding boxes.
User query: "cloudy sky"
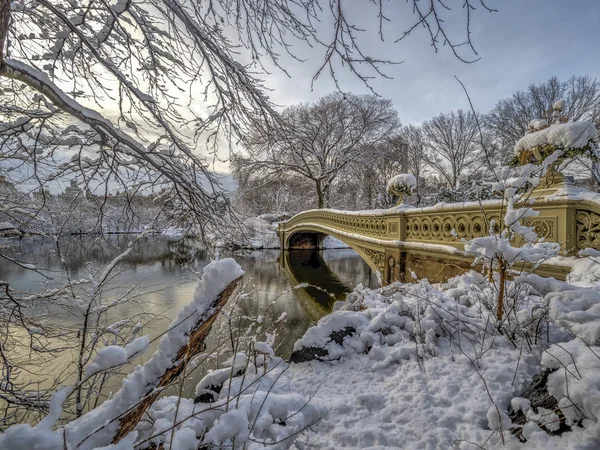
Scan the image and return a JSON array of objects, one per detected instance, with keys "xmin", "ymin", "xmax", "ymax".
[{"xmin": 257, "ymin": 0, "xmax": 600, "ymax": 126}]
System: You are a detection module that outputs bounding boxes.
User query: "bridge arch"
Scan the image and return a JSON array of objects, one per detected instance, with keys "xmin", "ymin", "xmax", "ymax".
[{"xmin": 281, "ymin": 224, "xmax": 388, "ymax": 279}]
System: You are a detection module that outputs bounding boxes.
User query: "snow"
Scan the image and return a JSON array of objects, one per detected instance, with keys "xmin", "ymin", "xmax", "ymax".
[
  {"xmin": 293, "ymin": 203, "xmax": 415, "ymax": 219},
  {"xmin": 215, "ymin": 215, "xmax": 281, "ymax": 249},
  {"xmin": 528, "ymin": 119, "xmax": 548, "ymax": 131},
  {"xmin": 0, "ymin": 387, "xmax": 71, "ymax": 450},
  {"xmin": 161, "ymin": 227, "xmax": 184, "ymax": 238},
  {"xmin": 553, "ymin": 99, "xmax": 566, "ymax": 111},
  {"xmin": 170, "ymin": 427, "xmax": 198, "ymax": 450},
  {"xmin": 146, "ymin": 347, "xmax": 327, "ymax": 449},
  {"xmin": 254, "ymin": 341, "xmax": 275, "ymax": 355},
  {"xmin": 322, "ymin": 235, "xmax": 350, "ymax": 248},
  {"xmin": 387, "ymin": 173, "xmax": 417, "ymax": 192},
  {"xmin": 514, "ymin": 121, "xmax": 598, "ymax": 155},
  {"xmin": 0, "ymin": 221, "xmax": 17, "ymax": 231},
  {"xmin": 283, "ymin": 275, "xmax": 542, "ymax": 448},
  {"xmin": 205, "ymin": 409, "xmax": 250, "ymax": 445},
  {"xmin": 280, "ymin": 251, "xmax": 600, "ymax": 449},
  {"xmin": 487, "ymin": 406, "xmax": 512, "ymax": 431},
  {"xmin": 85, "ymin": 336, "xmax": 150, "ymax": 376}
]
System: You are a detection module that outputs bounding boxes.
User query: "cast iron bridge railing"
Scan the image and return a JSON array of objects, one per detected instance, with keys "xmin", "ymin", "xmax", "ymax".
[{"xmin": 278, "ymin": 197, "xmax": 600, "ymax": 284}]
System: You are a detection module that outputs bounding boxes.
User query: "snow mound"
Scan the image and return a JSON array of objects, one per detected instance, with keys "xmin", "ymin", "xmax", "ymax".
[{"xmin": 514, "ymin": 121, "xmax": 598, "ymax": 155}]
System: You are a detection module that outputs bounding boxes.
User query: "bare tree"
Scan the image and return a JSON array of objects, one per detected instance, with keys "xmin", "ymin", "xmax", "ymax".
[
  {"xmin": 340, "ymin": 137, "xmax": 406, "ymax": 210},
  {"xmin": 238, "ymin": 93, "xmax": 400, "ymax": 208},
  {"xmin": 0, "ymin": 0, "xmax": 497, "ymax": 435},
  {"xmin": 423, "ymin": 110, "xmax": 481, "ymax": 189},
  {"xmin": 401, "ymin": 124, "xmax": 427, "ymax": 204},
  {"xmin": 486, "ymin": 75, "xmax": 600, "ymax": 162}
]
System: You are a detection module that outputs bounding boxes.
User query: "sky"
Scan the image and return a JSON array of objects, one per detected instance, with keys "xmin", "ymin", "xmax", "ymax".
[
  {"xmin": 10, "ymin": 0, "xmax": 599, "ymax": 191},
  {"xmin": 256, "ymin": 0, "xmax": 600, "ymax": 127}
]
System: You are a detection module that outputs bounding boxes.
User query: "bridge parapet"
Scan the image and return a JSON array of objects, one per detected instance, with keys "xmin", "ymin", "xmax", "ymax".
[
  {"xmin": 403, "ymin": 198, "xmax": 600, "ymax": 252},
  {"xmin": 278, "ymin": 196, "xmax": 600, "ymax": 283},
  {"xmin": 279, "ymin": 208, "xmax": 405, "ymax": 247}
]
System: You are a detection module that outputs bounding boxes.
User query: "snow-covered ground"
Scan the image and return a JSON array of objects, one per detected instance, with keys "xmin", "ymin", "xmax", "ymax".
[{"xmin": 280, "ymin": 258, "xmax": 600, "ymax": 449}]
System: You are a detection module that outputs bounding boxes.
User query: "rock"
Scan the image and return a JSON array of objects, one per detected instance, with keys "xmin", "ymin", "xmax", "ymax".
[
  {"xmin": 194, "ymin": 384, "xmax": 222, "ymax": 403},
  {"xmin": 289, "ymin": 326, "xmax": 356, "ymax": 363},
  {"xmin": 509, "ymin": 368, "xmax": 573, "ymax": 441},
  {"xmin": 289, "ymin": 346, "xmax": 329, "ymax": 364},
  {"xmin": 194, "ymin": 369, "xmax": 244, "ymax": 404}
]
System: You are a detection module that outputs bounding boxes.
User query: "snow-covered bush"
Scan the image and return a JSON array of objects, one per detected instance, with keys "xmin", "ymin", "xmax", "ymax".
[{"xmin": 138, "ymin": 349, "xmax": 326, "ymax": 450}]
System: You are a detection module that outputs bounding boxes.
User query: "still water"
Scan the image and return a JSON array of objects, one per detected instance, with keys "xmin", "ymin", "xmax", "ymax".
[{"xmin": 0, "ymin": 235, "xmax": 377, "ymax": 409}]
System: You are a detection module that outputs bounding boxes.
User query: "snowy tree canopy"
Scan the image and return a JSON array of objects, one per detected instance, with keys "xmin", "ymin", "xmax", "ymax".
[{"xmin": 0, "ymin": 0, "xmax": 497, "ymax": 224}]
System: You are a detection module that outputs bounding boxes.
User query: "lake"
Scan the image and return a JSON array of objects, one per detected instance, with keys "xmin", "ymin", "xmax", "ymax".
[{"xmin": 0, "ymin": 235, "xmax": 377, "ymax": 418}]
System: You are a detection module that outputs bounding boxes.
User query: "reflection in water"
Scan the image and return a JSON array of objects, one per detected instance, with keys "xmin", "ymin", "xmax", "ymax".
[{"xmin": 0, "ymin": 236, "xmax": 377, "ymax": 408}]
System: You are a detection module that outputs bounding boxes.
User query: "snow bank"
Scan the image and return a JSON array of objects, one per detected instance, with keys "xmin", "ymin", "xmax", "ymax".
[
  {"xmin": 514, "ymin": 121, "xmax": 598, "ymax": 155},
  {"xmin": 285, "ymin": 261, "xmax": 600, "ymax": 448}
]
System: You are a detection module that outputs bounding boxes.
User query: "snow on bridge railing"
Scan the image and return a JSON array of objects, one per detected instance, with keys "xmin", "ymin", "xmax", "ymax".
[{"xmin": 278, "ymin": 193, "xmax": 600, "ymax": 254}]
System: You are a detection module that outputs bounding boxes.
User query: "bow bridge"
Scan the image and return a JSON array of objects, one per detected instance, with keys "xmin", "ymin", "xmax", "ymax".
[{"xmin": 278, "ymin": 197, "xmax": 600, "ymax": 284}]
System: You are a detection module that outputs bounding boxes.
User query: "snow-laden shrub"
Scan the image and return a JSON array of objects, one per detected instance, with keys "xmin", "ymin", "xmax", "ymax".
[
  {"xmin": 140, "ymin": 348, "xmax": 327, "ymax": 450},
  {"xmin": 293, "ymin": 271, "xmax": 522, "ymax": 366}
]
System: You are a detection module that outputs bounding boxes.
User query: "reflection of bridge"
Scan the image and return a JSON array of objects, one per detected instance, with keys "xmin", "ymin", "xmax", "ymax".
[
  {"xmin": 279, "ymin": 250, "xmax": 353, "ymax": 317},
  {"xmin": 278, "ymin": 197, "xmax": 600, "ymax": 284}
]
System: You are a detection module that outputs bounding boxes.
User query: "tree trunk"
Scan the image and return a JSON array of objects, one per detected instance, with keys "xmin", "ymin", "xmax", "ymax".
[
  {"xmin": 0, "ymin": 0, "xmax": 10, "ymax": 68},
  {"xmin": 316, "ymin": 182, "xmax": 324, "ymax": 208}
]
